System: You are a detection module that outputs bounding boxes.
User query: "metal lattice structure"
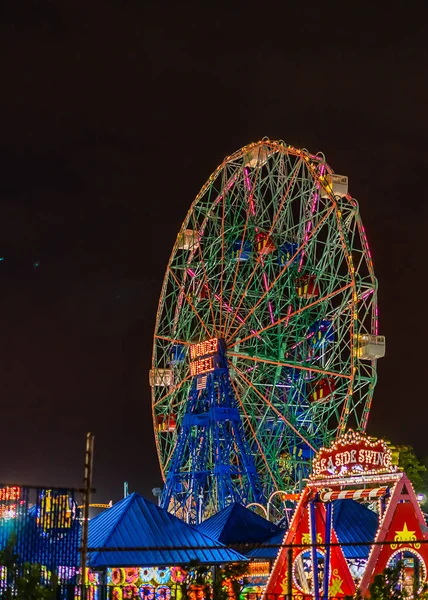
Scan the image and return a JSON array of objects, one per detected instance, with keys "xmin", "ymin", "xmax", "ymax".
[
  {"xmin": 160, "ymin": 339, "xmax": 265, "ymax": 522},
  {"xmin": 151, "ymin": 139, "xmax": 381, "ymax": 523}
]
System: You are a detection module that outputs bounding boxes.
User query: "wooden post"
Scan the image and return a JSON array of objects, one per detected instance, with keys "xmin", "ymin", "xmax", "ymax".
[
  {"xmin": 80, "ymin": 432, "xmax": 95, "ymax": 600},
  {"xmin": 286, "ymin": 547, "xmax": 293, "ymax": 600}
]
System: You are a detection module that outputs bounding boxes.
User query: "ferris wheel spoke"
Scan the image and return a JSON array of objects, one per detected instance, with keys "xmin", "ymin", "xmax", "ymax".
[
  {"xmin": 226, "ymin": 205, "xmax": 336, "ymax": 343},
  {"xmin": 233, "ymin": 282, "xmax": 353, "ymax": 348},
  {"xmin": 167, "ymin": 266, "xmax": 212, "ymax": 337},
  {"xmin": 155, "ymin": 335, "xmax": 191, "ymax": 346},
  {"xmin": 222, "ymin": 169, "xmax": 260, "ymax": 336},
  {"xmin": 219, "ymin": 181, "xmax": 225, "ymax": 332},
  {"xmin": 227, "ymin": 351, "xmax": 352, "ymax": 380},
  {"xmin": 188, "ymin": 213, "xmax": 218, "ymax": 337},
  {"xmin": 153, "ymin": 374, "xmax": 192, "ymax": 408},
  {"xmin": 268, "ymin": 156, "xmax": 302, "ymax": 234},
  {"xmin": 231, "ymin": 363, "xmax": 317, "ymax": 452},
  {"xmin": 229, "ymin": 376, "xmax": 279, "ymax": 487}
]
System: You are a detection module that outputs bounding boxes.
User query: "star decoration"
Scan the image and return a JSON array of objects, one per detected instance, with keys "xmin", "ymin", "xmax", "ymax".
[{"xmin": 394, "ymin": 523, "xmax": 417, "ymax": 542}]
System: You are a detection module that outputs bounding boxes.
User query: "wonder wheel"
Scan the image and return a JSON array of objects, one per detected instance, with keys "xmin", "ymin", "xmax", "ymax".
[{"xmin": 150, "ymin": 139, "xmax": 384, "ymax": 523}]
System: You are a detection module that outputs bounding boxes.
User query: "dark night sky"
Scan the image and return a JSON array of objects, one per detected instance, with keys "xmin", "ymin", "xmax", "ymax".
[{"xmin": 1, "ymin": 1, "xmax": 427, "ymax": 504}]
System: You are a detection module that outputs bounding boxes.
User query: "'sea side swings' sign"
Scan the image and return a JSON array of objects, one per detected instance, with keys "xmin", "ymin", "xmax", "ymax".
[{"xmin": 311, "ymin": 430, "xmax": 395, "ymax": 480}]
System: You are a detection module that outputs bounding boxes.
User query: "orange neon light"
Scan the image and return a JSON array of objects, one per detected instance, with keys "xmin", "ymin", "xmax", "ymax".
[
  {"xmin": 190, "ymin": 357, "xmax": 214, "ymax": 376},
  {"xmin": 189, "ymin": 338, "xmax": 218, "ymax": 360},
  {"xmin": 0, "ymin": 486, "xmax": 21, "ymax": 501}
]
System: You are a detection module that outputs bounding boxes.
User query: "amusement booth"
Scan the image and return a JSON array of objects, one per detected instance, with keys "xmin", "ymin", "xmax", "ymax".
[{"xmin": 265, "ymin": 431, "xmax": 428, "ymax": 599}]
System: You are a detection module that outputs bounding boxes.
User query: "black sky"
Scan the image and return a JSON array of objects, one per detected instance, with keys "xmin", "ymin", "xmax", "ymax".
[{"xmin": 1, "ymin": 1, "xmax": 427, "ymax": 503}]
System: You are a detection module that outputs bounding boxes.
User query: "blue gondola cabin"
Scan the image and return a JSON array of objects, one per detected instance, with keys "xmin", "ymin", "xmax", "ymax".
[
  {"xmin": 255, "ymin": 232, "xmax": 275, "ymax": 255},
  {"xmin": 229, "ymin": 239, "xmax": 251, "ymax": 262},
  {"xmin": 277, "ymin": 242, "xmax": 300, "ymax": 266},
  {"xmin": 282, "ymin": 366, "xmax": 300, "ymax": 382},
  {"xmin": 295, "ymin": 274, "xmax": 319, "ymax": 299},
  {"xmin": 170, "ymin": 344, "xmax": 186, "ymax": 365},
  {"xmin": 308, "ymin": 320, "xmax": 335, "ymax": 348},
  {"xmin": 309, "ymin": 377, "xmax": 335, "ymax": 402}
]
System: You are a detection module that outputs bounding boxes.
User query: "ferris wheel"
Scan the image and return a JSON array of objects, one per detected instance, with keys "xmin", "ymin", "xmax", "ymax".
[{"xmin": 150, "ymin": 139, "xmax": 385, "ymax": 523}]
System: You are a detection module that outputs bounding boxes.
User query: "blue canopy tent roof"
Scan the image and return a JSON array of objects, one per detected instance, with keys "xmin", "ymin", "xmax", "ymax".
[
  {"xmin": 196, "ymin": 502, "xmax": 280, "ymax": 546},
  {"xmin": 247, "ymin": 499, "xmax": 378, "ymax": 561},
  {"xmin": 332, "ymin": 499, "xmax": 378, "ymax": 559},
  {"xmin": 87, "ymin": 493, "xmax": 247, "ymax": 568}
]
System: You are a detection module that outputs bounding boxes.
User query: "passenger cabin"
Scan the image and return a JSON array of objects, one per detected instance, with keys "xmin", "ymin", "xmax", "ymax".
[
  {"xmin": 255, "ymin": 232, "xmax": 275, "ymax": 255},
  {"xmin": 357, "ymin": 334, "xmax": 386, "ymax": 360},
  {"xmin": 282, "ymin": 366, "xmax": 300, "ymax": 382},
  {"xmin": 277, "ymin": 242, "xmax": 300, "ymax": 266},
  {"xmin": 149, "ymin": 369, "xmax": 174, "ymax": 387},
  {"xmin": 177, "ymin": 229, "xmax": 199, "ymax": 251},
  {"xmin": 156, "ymin": 414, "xmax": 177, "ymax": 432},
  {"xmin": 309, "ymin": 377, "xmax": 335, "ymax": 402},
  {"xmin": 170, "ymin": 344, "xmax": 186, "ymax": 365},
  {"xmin": 295, "ymin": 274, "xmax": 319, "ymax": 299},
  {"xmin": 308, "ymin": 320, "xmax": 335, "ymax": 348},
  {"xmin": 198, "ymin": 283, "xmax": 209, "ymax": 300},
  {"xmin": 320, "ymin": 173, "xmax": 349, "ymax": 199},
  {"xmin": 229, "ymin": 239, "xmax": 251, "ymax": 262},
  {"xmin": 243, "ymin": 146, "xmax": 269, "ymax": 168}
]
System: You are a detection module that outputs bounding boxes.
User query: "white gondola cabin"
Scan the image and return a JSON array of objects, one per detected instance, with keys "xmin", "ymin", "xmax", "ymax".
[
  {"xmin": 357, "ymin": 335, "xmax": 386, "ymax": 360},
  {"xmin": 177, "ymin": 229, "xmax": 199, "ymax": 251},
  {"xmin": 149, "ymin": 369, "xmax": 174, "ymax": 387}
]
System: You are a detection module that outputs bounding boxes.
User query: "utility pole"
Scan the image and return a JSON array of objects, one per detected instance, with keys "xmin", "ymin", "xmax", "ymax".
[{"xmin": 80, "ymin": 432, "xmax": 95, "ymax": 600}]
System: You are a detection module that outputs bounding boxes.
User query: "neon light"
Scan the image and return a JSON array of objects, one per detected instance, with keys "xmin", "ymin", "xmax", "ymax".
[
  {"xmin": 0, "ymin": 486, "xmax": 21, "ymax": 501},
  {"xmin": 189, "ymin": 338, "xmax": 218, "ymax": 360},
  {"xmin": 190, "ymin": 357, "xmax": 214, "ymax": 377}
]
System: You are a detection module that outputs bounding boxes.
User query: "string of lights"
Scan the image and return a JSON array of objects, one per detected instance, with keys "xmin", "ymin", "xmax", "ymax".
[{"xmin": 86, "ymin": 538, "xmax": 428, "ymax": 553}]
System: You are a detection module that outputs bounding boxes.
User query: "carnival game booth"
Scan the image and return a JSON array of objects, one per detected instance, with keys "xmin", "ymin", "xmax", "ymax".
[
  {"xmin": 265, "ymin": 431, "xmax": 428, "ymax": 599},
  {"xmin": 86, "ymin": 493, "xmax": 247, "ymax": 598}
]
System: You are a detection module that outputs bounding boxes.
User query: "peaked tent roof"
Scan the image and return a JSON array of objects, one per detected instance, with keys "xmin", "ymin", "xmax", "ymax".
[
  {"xmin": 332, "ymin": 499, "xmax": 378, "ymax": 559},
  {"xmin": 247, "ymin": 498, "xmax": 379, "ymax": 561},
  {"xmin": 245, "ymin": 528, "xmax": 285, "ymax": 560},
  {"xmin": 196, "ymin": 502, "xmax": 280, "ymax": 546},
  {"xmin": 87, "ymin": 493, "xmax": 247, "ymax": 567}
]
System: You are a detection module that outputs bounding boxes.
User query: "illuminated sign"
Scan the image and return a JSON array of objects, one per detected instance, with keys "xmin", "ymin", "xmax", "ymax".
[
  {"xmin": 190, "ymin": 357, "xmax": 214, "ymax": 377},
  {"xmin": 0, "ymin": 486, "xmax": 21, "ymax": 501},
  {"xmin": 311, "ymin": 430, "xmax": 395, "ymax": 480},
  {"xmin": 190, "ymin": 338, "xmax": 218, "ymax": 360},
  {"xmin": 189, "ymin": 338, "xmax": 220, "ymax": 377},
  {"xmin": 37, "ymin": 490, "xmax": 73, "ymax": 531}
]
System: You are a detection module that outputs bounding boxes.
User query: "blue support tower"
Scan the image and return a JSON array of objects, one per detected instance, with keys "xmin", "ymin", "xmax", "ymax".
[{"xmin": 161, "ymin": 339, "xmax": 265, "ymax": 524}]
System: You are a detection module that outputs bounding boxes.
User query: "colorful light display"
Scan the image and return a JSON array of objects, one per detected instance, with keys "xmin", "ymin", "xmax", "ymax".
[
  {"xmin": 0, "ymin": 486, "xmax": 21, "ymax": 501},
  {"xmin": 37, "ymin": 489, "xmax": 73, "ymax": 532},
  {"xmin": 107, "ymin": 567, "xmax": 187, "ymax": 600},
  {"xmin": 152, "ymin": 138, "xmax": 382, "ymax": 518}
]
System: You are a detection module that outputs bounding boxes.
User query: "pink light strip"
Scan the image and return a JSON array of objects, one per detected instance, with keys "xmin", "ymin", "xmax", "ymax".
[
  {"xmin": 261, "ymin": 265, "xmax": 275, "ymax": 325},
  {"xmin": 244, "ymin": 167, "xmax": 255, "ymax": 216}
]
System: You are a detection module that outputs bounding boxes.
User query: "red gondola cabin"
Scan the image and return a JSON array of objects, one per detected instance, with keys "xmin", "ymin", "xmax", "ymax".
[
  {"xmin": 309, "ymin": 378, "xmax": 335, "ymax": 402},
  {"xmin": 255, "ymin": 232, "xmax": 275, "ymax": 255},
  {"xmin": 156, "ymin": 414, "xmax": 177, "ymax": 432},
  {"xmin": 295, "ymin": 274, "xmax": 319, "ymax": 299}
]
